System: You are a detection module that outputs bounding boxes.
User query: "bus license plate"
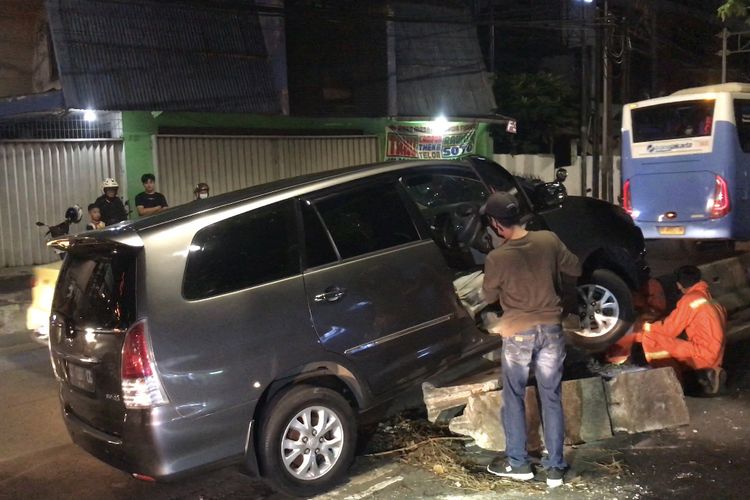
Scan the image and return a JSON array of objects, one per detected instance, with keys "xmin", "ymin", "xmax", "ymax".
[
  {"xmin": 68, "ymin": 363, "xmax": 95, "ymax": 392},
  {"xmin": 657, "ymin": 226, "xmax": 686, "ymax": 235}
]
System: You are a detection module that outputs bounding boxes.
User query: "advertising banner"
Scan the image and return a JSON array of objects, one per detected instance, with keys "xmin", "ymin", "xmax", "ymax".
[{"xmin": 385, "ymin": 123, "xmax": 477, "ymax": 160}]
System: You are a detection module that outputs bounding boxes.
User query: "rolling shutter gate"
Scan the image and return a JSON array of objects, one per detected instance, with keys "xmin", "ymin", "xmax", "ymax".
[
  {"xmin": 0, "ymin": 140, "xmax": 124, "ymax": 266},
  {"xmin": 155, "ymin": 135, "xmax": 380, "ymax": 206}
]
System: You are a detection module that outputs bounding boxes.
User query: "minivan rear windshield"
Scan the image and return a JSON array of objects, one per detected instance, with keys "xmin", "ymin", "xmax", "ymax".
[
  {"xmin": 52, "ymin": 250, "xmax": 136, "ymax": 329},
  {"xmin": 631, "ymin": 99, "xmax": 715, "ymax": 143}
]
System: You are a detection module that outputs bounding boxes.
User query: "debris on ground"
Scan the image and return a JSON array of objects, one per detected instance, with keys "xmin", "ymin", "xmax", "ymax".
[{"xmin": 364, "ymin": 411, "xmax": 547, "ymax": 494}]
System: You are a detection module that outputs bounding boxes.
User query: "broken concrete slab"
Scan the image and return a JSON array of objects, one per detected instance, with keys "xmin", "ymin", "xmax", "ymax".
[
  {"xmin": 447, "ymin": 376, "xmax": 612, "ymax": 451},
  {"xmin": 422, "ymin": 367, "xmax": 501, "ymax": 423},
  {"xmin": 448, "ymin": 387, "xmax": 542, "ymax": 452},
  {"xmin": 605, "ymin": 366, "xmax": 689, "ymax": 434}
]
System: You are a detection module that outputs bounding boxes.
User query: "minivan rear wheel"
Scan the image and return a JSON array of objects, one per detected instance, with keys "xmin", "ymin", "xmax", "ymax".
[
  {"xmin": 568, "ymin": 269, "xmax": 635, "ymax": 352},
  {"xmin": 258, "ymin": 385, "xmax": 356, "ymax": 497}
]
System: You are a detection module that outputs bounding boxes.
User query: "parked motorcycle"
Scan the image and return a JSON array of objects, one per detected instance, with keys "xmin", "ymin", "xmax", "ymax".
[
  {"xmin": 28, "ymin": 205, "xmax": 82, "ymax": 344},
  {"xmin": 35, "ymin": 205, "xmax": 83, "ymax": 259}
]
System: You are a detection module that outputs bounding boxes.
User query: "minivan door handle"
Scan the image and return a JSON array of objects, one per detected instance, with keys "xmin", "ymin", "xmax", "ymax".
[{"xmin": 314, "ymin": 286, "xmax": 346, "ymax": 303}]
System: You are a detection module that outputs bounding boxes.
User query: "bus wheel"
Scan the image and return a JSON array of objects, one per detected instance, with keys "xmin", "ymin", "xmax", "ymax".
[{"xmin": 567, "ymin": 269, "xmax": 635, "ymax": 352}]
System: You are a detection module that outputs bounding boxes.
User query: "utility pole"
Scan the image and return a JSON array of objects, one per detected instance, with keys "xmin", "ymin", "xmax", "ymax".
[
  {"xmin": 591, "ymin": 1, "xmax": 601, "ymax": 199},
  {"xmin": 601, "ymin": 0, "xmax": 613, "ymax": 203},
  {"xmin": 650, "ymin": 5, "xmax": 658, "ymax": 96},
  {"xmin": 489, "ymin": 0, "xmax": 495, "ymax": 74},
  {"xmin": 715, "ymin": 28, "xmax": 750, "ymax": 83},
  {"xmin": 579, "ymin": 0, "xmax": 589, "ymax": 197},
  {"xmin": 721, "ymin": 28, "xmax": 728, "ymax": 82}
]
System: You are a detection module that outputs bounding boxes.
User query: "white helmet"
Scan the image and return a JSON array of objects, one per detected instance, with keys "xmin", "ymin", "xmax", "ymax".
[{"xmin": 102, "ymin": 178, "xmax": 119, "ymax": 190}]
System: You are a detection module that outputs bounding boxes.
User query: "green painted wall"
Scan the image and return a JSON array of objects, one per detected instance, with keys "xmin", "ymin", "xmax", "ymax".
[{"xmin": 121, "ymin": 111, "xmax": 494, "ymax": 208}]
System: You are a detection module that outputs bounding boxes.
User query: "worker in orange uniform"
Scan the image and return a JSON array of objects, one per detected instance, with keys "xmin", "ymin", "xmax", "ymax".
[
  {"xmin": 605, "ymin": 277, "xmax": 667, "ymax": 364},
  {"xmin": 607, "ymin": 266, "xmax": 726, "ymax": 395},
  {"xmin": 641, "ymin": 265, "xmax": 727, "ymax": 394}
]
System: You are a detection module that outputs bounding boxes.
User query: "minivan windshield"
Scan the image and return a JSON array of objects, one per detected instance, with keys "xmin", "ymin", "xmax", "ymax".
[
  {"xmin": 631, "ymin": 99, "xmax": 715, "ymax": 143},
  {"xmin": 53, "ymin": 249, "xmax": 136, "ymax": 329}
]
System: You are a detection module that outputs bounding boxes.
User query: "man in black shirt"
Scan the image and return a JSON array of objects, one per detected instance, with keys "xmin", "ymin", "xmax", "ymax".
[
  {"xmin": 135, "ymin": 173, "xmax": 168, "ymax": 217},
  {"xmin": 94, "ymin": 178, "xmax": 128, "ymax": 226}
]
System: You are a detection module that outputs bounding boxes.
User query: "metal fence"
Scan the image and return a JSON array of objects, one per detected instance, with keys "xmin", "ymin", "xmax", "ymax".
[
  {"xmin": 155, "ymin": 135, "xmax": 380, "ymax": 206},
  {"xmin": 0, "ymin": 140, "xmax": 124, "ymax": 266}
]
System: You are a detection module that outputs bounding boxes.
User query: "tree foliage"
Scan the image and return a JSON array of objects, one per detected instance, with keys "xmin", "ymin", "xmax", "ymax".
[
  {"xmin": 493, "ymin": 72, "xmax": 578, "ymax": 154},
  {"xmin": 718, "ymin": 0, "xmax": 748, "ymax": 20}
]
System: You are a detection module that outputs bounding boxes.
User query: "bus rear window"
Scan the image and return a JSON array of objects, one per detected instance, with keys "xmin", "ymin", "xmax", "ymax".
[
  {"xmin": 53, "ymin": 250, "xmax": 136, "ymax": 329},
  {"xmin": 631, "ymin": 99, "xmax": 715, "ymax": 143}
]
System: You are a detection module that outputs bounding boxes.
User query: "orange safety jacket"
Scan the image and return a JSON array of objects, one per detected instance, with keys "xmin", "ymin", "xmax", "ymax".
[{"xmin": 641, "ymin": 281, "xmax": 727, "ymax": 370}]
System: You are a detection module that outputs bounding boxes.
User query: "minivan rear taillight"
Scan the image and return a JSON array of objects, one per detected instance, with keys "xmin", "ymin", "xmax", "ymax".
[
  {"xmin": 710, "ymin": 175, "xmax": 730, "ymax": 219},
  {"xmin": 622, "ymin": 179, "xmax": 633, "ymax": 215},
  {"xmin": 121, "ymin": 319, "xmax": 169, "ymax": 409}
]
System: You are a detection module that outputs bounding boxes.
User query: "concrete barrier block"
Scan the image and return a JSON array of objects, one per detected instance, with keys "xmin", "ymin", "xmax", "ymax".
[
  {"xmin": 605, "ymin": 367, "xmax": 689, "ymax": 434},
  {"xmin": 562, "ymin": 376, "xmax": 613, "ymax": 444},
  {"xmin": 448, "ymin": 377, "xmax": 612, "ymax": 451},
  {"xmin": 700, "ymin": 256, "xmax": 750, "ymax": 314},
  {"xmin": 448, "ymin": 388, "xmax": 542, "ymax": 452}
]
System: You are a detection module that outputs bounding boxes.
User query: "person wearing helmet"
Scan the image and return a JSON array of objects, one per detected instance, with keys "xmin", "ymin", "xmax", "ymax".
[
  {"xmin": 193, "ymin": 182, "xmax": 210, "ymax": 200},
  {"xmin": 94, "ymin": 178, "xmax": 128, "ymax": 225}
]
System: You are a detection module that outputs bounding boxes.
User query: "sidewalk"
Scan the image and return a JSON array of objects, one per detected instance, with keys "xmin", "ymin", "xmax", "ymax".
[{"xmin": 0, "ymin": 266, "xmax": 33, "ymax": 336}]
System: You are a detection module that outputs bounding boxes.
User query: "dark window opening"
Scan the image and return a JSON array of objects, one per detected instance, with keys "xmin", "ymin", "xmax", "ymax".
[
  {"xmin": 631, "ymin": 99, "xmax": 715, "ymax": 143},
  {"xmin": 53, "ymin": 249, "xmax": 136, "ymax": 329},
  {"xmin": 315, "ymin": 183, "xmax": 419, "ymax": 259},
  {"xmin": 734, "ymin": 99, "xmax": 750, "ymax": 153},
  {"xmin": 183, "ymin": 200, "xmax": 300, "ymax": 300}
]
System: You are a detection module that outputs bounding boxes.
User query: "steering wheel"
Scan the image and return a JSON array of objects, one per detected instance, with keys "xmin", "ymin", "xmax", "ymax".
[{"xmin": 433, "ymin": 203, "xmax": 485, "ymax": 250}]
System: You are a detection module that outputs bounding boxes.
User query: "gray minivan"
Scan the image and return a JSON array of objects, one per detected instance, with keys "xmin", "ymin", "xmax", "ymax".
[{"xmin": 49, "ymin": 157, "xmax": 647, "ymax": 496}]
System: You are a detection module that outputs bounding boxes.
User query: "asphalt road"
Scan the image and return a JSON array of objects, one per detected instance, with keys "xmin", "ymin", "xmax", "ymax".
[
  {"xmin": 2, "ymin": 328, "xmax": 750, "ymax": 500},
  {"xmin": 0, "ymin": 242, "xmax": 748, "ymax": 499}
]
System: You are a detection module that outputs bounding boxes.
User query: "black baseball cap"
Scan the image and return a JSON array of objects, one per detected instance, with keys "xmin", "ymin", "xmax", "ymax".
[{"xmin": 480, "ymin": 191, "xmax": 521, "ymax": 223}]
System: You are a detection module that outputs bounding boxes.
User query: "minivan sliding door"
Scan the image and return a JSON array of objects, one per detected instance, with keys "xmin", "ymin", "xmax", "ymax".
[{"xmin": 300, "ymin": 180, "xmax": 463, "ymax": 395}]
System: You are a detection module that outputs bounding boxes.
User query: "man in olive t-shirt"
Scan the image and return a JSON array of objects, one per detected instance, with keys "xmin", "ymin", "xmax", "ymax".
[{"xmin": 480, "ymin": 191, "xmax": 581, "ymax": 488}]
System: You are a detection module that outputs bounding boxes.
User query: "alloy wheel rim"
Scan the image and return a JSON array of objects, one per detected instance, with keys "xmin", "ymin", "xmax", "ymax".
[
  {"xmin": 280, "ymin": 405, "xmax": 345, "ymax": 480},
  {"xmin": 575, "ymin": 284, "xmax": 620, "ymax": 338}
]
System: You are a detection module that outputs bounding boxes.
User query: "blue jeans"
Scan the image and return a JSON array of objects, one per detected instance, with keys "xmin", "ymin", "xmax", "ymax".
[{"xmin": 501, "ymin": 323, "xmax": 566, "ymax": 470}]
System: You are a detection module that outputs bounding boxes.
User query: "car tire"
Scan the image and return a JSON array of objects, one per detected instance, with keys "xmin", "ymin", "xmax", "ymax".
[
  {"xmin": 258, "ymin": 384, "xmax": 357, "ymax": 497},
  {"xmin": 568, "ymin": 269, "xmax": 635, "ymax": 351}
]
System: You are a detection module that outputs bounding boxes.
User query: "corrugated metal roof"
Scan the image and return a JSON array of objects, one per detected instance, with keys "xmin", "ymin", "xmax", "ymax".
[
  {"xmin": 394, "ymin": 2, "xmax": 496, "ymax": 117},
  {"xmin": 45, "ymin": 0, "xmax": 281, "ymax": 113}
]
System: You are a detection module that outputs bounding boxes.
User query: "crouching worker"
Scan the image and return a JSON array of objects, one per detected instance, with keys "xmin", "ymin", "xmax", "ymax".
[
  {"xmin": 605, "ymin": 277, "xmax": 667, "ymax": 364},
  {"xmin": 640, "ymin": 265, "xmax": 727, "ymax": 395}
]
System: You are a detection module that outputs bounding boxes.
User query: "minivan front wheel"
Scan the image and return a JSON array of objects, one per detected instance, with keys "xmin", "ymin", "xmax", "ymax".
[
  {"xmin": 568, "ymin": 269, "xmax": 635, "ymax": 351},
  {"xmin": 258, "ymin": 385, "xmax": 356, "ymax": 497}
]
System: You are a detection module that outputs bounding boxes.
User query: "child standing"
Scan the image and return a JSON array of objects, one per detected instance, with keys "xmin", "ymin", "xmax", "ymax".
[{"xmin": 85, "ymin": 203, "xmax": 106, "ymax": 230}]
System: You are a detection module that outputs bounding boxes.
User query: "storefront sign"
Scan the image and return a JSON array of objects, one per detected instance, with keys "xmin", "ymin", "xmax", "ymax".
[{"xmin": 385, "ymin": 123, "xmax": 477, "ymax": 160}]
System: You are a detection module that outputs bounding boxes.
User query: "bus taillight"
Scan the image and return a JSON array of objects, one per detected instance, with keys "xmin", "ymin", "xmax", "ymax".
[
  {"xmin": 622, "ymin": 179, "xmax": 633, "ymax": 215},
  {"xmin": 710, "ymin": 175, "xmax": 731, "ymax": 219}
]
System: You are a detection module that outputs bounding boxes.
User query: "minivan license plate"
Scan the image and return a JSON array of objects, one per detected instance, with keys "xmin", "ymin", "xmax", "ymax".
[
  {"xmin": 657, "ymin": 226, "xmax": 685, "ymax": 235},
  {"xmin": 67, "ymin": 363, "xmax": 94, "ymax": 392}
]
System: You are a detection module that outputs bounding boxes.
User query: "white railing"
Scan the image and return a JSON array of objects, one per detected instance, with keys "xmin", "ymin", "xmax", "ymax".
[{"xmin": 493, "ymin": 154, "xmax": 622, "ymax": 201}]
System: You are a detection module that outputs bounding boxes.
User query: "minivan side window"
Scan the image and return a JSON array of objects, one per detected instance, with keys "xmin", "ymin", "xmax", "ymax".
[
  {"xmin": 315, "ymin": 182, "xmax": 419, "ymax": 259},
  {"xmin": 301, "ymin": 200, "xmax": 338, "ymax": 268},
  {"xmin": 402, "ymin": 173, "xmax": 489, "ymax": 210},
  {"xmin": 183, "ymin": 200, "xmax": 300, "ymax": 300}
]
